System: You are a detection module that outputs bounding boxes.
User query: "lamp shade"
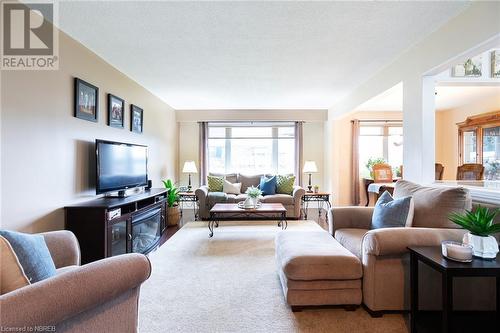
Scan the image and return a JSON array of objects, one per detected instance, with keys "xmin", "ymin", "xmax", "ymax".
[
  {"xmin": 182, "ymin": 161, "xmax": 198, "ymax": 173},
  {"xmin": 303, "ymin": 161, "xmax": 318, "ymax": 173}
]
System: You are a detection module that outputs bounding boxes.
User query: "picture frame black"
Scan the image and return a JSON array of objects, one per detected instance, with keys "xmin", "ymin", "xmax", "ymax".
[
  {"xmin": 107, "ymin": 93, "xmax": 125, "ymax": 128},
  {"xmin": 131, "ymin": 104, "xmax": 144, "ymax": 134},
  {"xmin": 74, "ymin": 77, "xmax": 99, "ymax": 122}
]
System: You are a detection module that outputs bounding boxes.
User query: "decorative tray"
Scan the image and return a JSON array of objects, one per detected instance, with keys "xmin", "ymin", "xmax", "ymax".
[
  {"xmin": 237, "ymin": 201, "xmax": 261, "ymax": 210},
  {"xmin": 443, "ymin": 254, "xmax": 472, "ymax": 263}
]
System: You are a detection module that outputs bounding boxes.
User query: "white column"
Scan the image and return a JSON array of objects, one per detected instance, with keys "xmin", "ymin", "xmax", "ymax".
[{"xmin": 402, "ymin": 76, "xmax": 436, "ymax": 184}]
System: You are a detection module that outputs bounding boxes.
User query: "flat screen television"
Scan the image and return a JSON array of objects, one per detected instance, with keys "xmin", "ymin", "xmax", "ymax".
[{"xmin": 96, "ymin": 139, "xmax": 148, "ymax": 195}]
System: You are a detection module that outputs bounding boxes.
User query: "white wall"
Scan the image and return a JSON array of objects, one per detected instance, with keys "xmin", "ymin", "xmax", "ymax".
[
  {"xmin": 178, "ymin": 122, "xmax": 200, "ymax": 189},
  {"xmin": 326, "ymin": 2, "xmax": 500, "ymax": 199},
  {"xmin": 1, "ymin": 31, "xmax": 178, "ymax": 233}
]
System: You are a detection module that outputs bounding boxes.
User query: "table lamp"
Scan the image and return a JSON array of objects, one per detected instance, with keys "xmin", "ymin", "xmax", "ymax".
[
  {"xmin": 303, "ymin": 161, "xmax": 318, "ymax": 193},
  {"xmin": 182, "ymin": 161, "xmax": 198, "ymax": 192}
]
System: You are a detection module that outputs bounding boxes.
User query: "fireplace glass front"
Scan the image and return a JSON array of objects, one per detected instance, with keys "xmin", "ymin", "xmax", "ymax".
[{"xmin": 131, "ymin": 207, "xmax": 162, "ymax": 254}]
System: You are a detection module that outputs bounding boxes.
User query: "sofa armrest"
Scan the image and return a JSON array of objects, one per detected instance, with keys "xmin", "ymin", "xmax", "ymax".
[
  {"xmin": 292, "ymin": 186, "xmax": 305, "ymax": 204},
  {"xmin": 327, "ymin": 207, "xmax": 374, "ymax": 235},
  {"xmin": 40, "ymin": 230, "xmax": 81, "ymax": 268},
  {"xmin": 195, "ymin": 186, "xmax": 209, "ymax": 207},
  {"xmin": 363, "ymin": 227, "xmax": 467, "ymax": 256},
  {"xmin": 0, "ymin": 253, "xmax": 151, "ymax": 328}
]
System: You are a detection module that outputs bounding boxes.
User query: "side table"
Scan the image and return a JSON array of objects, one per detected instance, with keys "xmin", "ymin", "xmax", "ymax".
[
  {"xmin": 301, "ymin": 192, "xmax": 331, "ymax": 220},
  {"xmin": 408, "ymin": 246, "xmax": 500, "ymax": 333},
  {"xmin": 178, "ymin": 192, "xmax": 198, "ymax": 221}
]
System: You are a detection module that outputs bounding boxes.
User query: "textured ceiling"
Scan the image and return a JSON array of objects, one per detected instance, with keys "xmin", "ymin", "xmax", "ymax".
[{"xmin": 57, "ymin": 1, "xmax": 469, "ymax": 109}]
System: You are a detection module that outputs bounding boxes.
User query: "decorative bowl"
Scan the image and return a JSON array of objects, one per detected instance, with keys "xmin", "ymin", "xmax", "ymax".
[{"xmin": 441, "ymin": 241, "xmax": 473, "ymax": 263}]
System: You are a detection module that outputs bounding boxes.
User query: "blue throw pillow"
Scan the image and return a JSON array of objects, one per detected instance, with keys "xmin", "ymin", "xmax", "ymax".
[
  {"xmin": 0, "ymin": 230, "xmax": 56, "ymax": 283},
  {"xmin": 259, "ymin": 176, "xmax": 277, "ymax": 196},
  {"xmin": 371, "ymin": 191, "xmax": 414, "ymax": 229}
]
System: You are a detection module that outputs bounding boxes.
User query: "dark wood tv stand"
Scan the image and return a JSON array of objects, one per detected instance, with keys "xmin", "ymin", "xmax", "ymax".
[{"xmin": 65, "ymin": 188, "xmax": 168, "ymax": 264}]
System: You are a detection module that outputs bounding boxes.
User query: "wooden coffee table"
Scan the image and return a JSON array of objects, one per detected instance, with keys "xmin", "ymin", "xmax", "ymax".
[{"xmin": 208, "ymin": 203, "xmax": 287, "ymax": 237}]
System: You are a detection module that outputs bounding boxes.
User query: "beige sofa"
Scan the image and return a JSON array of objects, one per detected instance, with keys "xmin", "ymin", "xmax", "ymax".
[
  {"xmin": 328, "ymin": 180, "xmax": 498, "ymax": 315},
  {"xmin": 196, "ymin": 173, "xmax": 305, "ymax": 220},
  {"xmin": 0, "ymin": 231, "xmax": 151, "ymax": 332}
]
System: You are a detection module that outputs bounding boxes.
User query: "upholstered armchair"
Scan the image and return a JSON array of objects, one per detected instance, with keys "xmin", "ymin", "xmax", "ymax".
[
  {"xmin": 328, "ymin": 181, "xmax": 497, "ymax": 315},
  {"xmin": 0, "ymin": 230, "xmax": 151, "ymax": 332}
]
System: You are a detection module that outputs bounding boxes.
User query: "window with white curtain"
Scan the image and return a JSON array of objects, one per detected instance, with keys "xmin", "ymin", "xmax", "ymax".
[{"xmin": 207, "ymin": 122, "xmax": 295, "ymax": 175}]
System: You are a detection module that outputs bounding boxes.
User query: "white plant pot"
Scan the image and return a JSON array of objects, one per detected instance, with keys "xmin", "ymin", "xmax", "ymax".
[
  {"xmin": 244, "ymin": 197, "xmax": 259, "ymax": 208},
  {"xmin": 462, "ymin": 232, "xmax": 499, "ymax": 259}
]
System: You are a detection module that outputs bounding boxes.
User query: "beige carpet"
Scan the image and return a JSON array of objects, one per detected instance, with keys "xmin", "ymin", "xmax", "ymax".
[{"xmin": 139, "ymin": 221, "xmax": 409, "ymax": 333}]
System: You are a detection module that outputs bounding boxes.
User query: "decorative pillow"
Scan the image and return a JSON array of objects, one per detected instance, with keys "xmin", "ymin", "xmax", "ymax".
[
  {"xmin": 207, "ymin": 175, "xmax": 224, "ymax": 192},
  {"xmin": 259, "ymin": 176, "xmax": 277, "ymax": 196},
  {"xmin": 371, "ymin": 191, "xmax": 414, "ymax": 229},
  {"xmin": 0, "ymin": 236, "xmax": 30, "ymax": 294},
  {"xmin": 276, "ymin": 175, "xmax": 295, "ymax": 195},
  {"xmin": 0, "ymin": 231, "xmax": 57, "ymax": 283},
  {"xmin": 223, "ymin": 180, "xmax": 242, "ymax": 195}
]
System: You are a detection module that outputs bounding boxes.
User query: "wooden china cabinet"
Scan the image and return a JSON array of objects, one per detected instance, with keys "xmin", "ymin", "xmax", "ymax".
[{"xmin": 457, "ymin": 111, "xmax": 500, "ymax": 180}]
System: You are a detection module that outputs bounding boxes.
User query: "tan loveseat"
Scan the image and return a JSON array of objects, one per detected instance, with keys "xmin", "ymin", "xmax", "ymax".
[
  {"xmin": 328, "ymin": 180, "xmax": 498, "ymax": 314},
  {"xmin": 0, "ymin": 231, "xmax": 151, "ymax": 332},
  {"xmin": 196, "ymin": 173, "xmax": 305, "ymax": 220}
]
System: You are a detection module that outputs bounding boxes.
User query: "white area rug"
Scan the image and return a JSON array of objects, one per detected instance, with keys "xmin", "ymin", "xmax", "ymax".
[{"xmin": 139, "ymin": 221, "xmax": 408, "ymax": 333}]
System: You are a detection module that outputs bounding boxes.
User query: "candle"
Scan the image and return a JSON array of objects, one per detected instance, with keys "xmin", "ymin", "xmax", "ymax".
[{"xmin": 442, "ymin": 241, "xmax": 473, "ymax": 261}]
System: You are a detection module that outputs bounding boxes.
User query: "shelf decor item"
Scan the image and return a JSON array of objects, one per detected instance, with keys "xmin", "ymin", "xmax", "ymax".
[
  {"xmin": 303, "ymin": 160, "xmax": 318, "ymax": 193},
  {"xmin": 162, "ymin": 179, "xmax": 180, "ymax": 226},
  {"xmin": 74, "ymin": 78, "xmax": 98, "ymax": 122},
  {"xmin": 448, "ymin": 206, "xmax": 500, "ymax": 259},
  {"xmin": 491, "ymin": 50, "xmax": 500, "ymax": 78},
  {"xmin": 244, "ymin": 186, "xmax": 262, "ymax": 208},
  {"xmin": 451, "ymin": 56, "xmax": 482, "ymax": 77},
  {"xmin": 182, "ymin": 161, "xmax": 198, "ymax": 192}
]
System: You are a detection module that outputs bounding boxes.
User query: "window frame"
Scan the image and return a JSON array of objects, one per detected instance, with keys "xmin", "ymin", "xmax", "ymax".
[{"xmin": 207, "ymin": 122, "xmax": 296, "ymax": 175}]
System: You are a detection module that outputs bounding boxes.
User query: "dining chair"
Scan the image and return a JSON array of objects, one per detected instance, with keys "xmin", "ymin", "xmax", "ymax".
[
  {"xmin": 435, "ymin": 163, "xmax": 444, "ymax": 180},
  {"xmin": 456, "ymin": 163, "xmax": 484, "ymax": 180}
]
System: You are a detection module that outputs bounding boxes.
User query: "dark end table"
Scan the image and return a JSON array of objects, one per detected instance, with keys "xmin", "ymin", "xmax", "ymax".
[{"xmin": 408, "ymin": 246, "xmax": 500, "ymax": 333}]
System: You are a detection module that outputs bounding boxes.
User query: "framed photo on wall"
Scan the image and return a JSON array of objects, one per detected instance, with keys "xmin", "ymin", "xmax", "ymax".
[
  {"xmin": 107, "ymin": 94, "xmax": 125, "ymax": 128},
  {"xmin": 131, "ymin": 104, "xmax": 143, "ymax": 134},
  {"xmin": 74, "ymin": 78, "xmax": 99, "ymax": 122}
]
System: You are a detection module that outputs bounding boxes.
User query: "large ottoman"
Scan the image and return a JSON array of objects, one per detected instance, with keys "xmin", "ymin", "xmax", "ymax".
[{"xmin": 275, "ymin": 230, "xmax": 363, "ymax": 311}]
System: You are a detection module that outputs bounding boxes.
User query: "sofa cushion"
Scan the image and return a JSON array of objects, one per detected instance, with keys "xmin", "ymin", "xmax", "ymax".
[
  {"xmin": 276, "ymin": 231, "xmax": 362, "ymax": 280},
  {"xmin": 277, "ymin": 175, "xmax": 295, "ymax": 195},
  {"xmin": 371, "ymin": 191, "xmax": 414, "ymax": 229},
  {"xmin": 240, "ymin": 174, "xmax": 263, "ymax": 193},
  {"xmin": 394, "ymin": 180, "xmax": 472, "ymax": 228},
  {"xmin": 334, "ymin": 228, "xmax": 368, "ymax": 259},
  {"xmin": 222, "ymin": 180, "xmax": 241, "ymax": 195},
  {"xmin": 261, "ymin": 194, "xmax": 294, "ymax": 205},
  {"xmin": 0, "ymin": 230, "xmax": 57, "ymax": 284},
  {"xmin": 0, "ymin": 236, "xmax": 30, "ymax": 294},
  {"xmin": 207, "ymin": 192, "xmax": 227, "ymax": 207},
  {"xmin": 259, "ymin": 176, "xmax": 277, "ymax": 195},
  {"xmin": 207, "ymin": 175, "xmax": 224, "ymax": 192},
  {"xmin": 209, "ymin": 173, "xmax": 238, "ymax": 184}
]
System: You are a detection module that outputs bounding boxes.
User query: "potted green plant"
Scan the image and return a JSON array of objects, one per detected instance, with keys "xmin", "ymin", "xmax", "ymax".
[
  {"xmin": 162, "ymin": 179, "xmax": 180, "ymax": 226},
  {"xmin": 448, "ymin": 206, "xmax": 500, "ymax": 259},
  {"xmin": 244, "ymin": 186, "xmax": 262, "ymax": 208},
  {"xmin": 365, "ymin": 157, "xmax": 386, "ymax": 178}
]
